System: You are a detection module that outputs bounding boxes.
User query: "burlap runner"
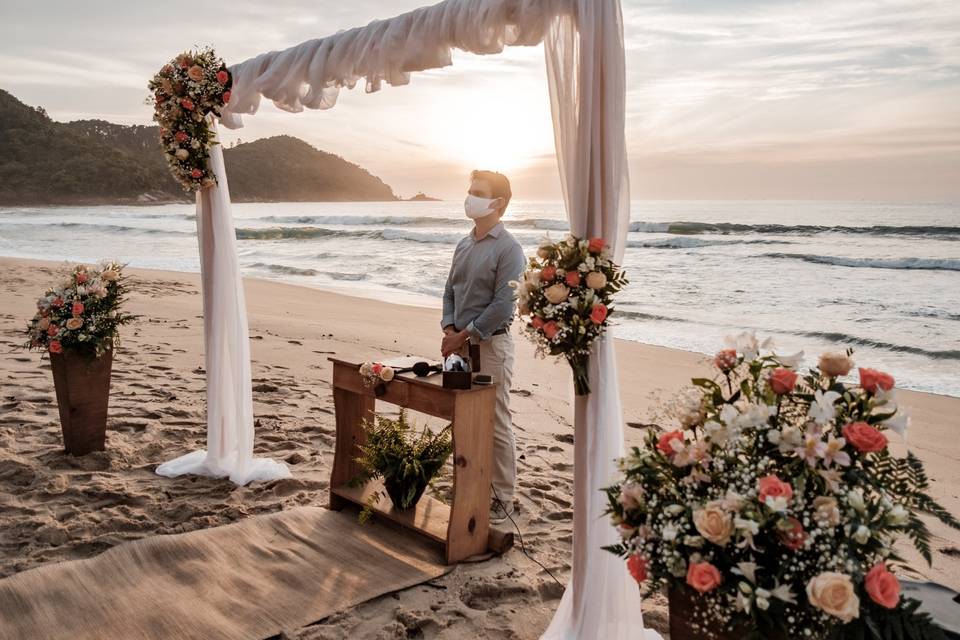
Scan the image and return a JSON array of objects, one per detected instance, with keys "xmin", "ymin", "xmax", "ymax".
[{"xmin": 0, "ymin": 506, "xmax": 449, "ymax": 640}]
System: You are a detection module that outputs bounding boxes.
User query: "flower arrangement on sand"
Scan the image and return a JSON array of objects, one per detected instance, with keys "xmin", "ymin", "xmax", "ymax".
[
  {"xmin": 24, "ymin": 262, "xmax": 135, "ymax": 358},
  {"xmin": 605, "ymin": 334, "xmax": 958, "ymax": 639},
  {"xmin": 513, "ymin": 235, "xmax": 628, "ymax": 395},
  {"xmin": 148, "ymin": 47, "xmax": 232, "ymax": 191}
]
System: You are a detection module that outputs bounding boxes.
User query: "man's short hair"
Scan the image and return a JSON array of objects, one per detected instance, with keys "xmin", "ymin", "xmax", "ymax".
[{"xmin": 471, "ymin": 170, "xmax": 512, "ymax": 211}]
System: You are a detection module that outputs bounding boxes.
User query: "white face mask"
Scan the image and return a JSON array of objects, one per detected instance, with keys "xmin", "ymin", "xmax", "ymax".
[{"xmin": 464, "ymin": 194, "xmax": 498, "ymax": 220}]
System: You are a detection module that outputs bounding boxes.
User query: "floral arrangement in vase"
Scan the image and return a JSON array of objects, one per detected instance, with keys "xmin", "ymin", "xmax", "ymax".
[
  {"xmin": 604, "ymin": 334, "xmax": 957, "ymax": 639},
  {"xmin": 148, "ymin": 47, "xmax": 232, "ymax": 191},
  {"xmin": 513, "ymin": 235, "xmax": 628, "ymax": 395},
  {"xmin": 24, "ymin": 262, "xmax": 135, "ymax": 357}
]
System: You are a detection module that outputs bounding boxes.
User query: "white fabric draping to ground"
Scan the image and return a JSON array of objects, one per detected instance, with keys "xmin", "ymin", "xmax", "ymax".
[
  {"xmin": 206, "ymin": 0, "xmax": 659, "ymax": 635},
  {"xmin": 156, "ymin": 132, "xmax": 290, "ymax": 486}
]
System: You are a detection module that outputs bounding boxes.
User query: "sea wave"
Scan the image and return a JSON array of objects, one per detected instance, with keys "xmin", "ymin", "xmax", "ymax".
[
  {"xmin": 628, "ymin": 221, "xmax": 960, "ymax": 238},
  {"xmin": 235, "ymin": 226, "xmax": 465, "ymax": 244},
  {"xmin": 247, "ymin": 262, "xmax": 369, "ymax": 281},
  {"xmin": 760, "ymin": 253, "xmax": 960, "ymax": 272},
  {"xmin": 627, "ymin": 237, "xmax": 788, "ymax": 249},
  {"xmin": 1, "ymin": 221, "xmax": 195, "ymax": 236},
  {"xmin": 614, "ymin": 309, "xmax": 960, "ymax": 361}
]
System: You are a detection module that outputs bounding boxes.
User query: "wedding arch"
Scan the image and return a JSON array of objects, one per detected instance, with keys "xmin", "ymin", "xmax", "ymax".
[{"xmin": 156, "ymin": 0, "xmax": 652, "ymax": 637}]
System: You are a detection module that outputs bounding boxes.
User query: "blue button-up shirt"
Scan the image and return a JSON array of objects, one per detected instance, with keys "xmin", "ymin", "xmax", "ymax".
[{"xmin": 441, "ymin": 222, "xmax": 526, "ymax": 341}]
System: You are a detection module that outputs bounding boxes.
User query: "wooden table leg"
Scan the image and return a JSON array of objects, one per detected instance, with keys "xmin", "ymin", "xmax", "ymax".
[
  {"xmin": 329, "ymin": 386, "xmax": 375, "ymax": 511},
  {"xmin": 445, "ymin": 388, "xmax": 496, "ymax": 563}
]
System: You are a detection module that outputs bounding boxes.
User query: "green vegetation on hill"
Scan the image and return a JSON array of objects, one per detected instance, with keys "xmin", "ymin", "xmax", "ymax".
[{"xmin": 0, "ymin": 89, "xmax": 398, "ymax": 205}]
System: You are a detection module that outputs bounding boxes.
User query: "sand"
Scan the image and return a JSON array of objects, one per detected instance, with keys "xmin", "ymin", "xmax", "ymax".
[{"xmin": 1, "ymin": 256, "xmax": 958, "ymax": 639}]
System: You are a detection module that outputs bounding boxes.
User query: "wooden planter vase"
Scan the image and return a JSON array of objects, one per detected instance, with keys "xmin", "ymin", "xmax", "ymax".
[
  {"xmin": 50, "ymin": 347, "xmax": 113, "ymax": 456},
  {"xmin": 668, "ymin": 587, "xmax": 786, "ymax": 640}
]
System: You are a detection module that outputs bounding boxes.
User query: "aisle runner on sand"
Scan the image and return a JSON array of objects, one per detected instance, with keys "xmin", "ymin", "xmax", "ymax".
[{"xmin": 0, "ymin": 507, "xmax": 450, "ymax": 640}]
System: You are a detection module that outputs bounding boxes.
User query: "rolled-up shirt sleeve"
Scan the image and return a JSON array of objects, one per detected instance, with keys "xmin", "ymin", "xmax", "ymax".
[
  {"xmin": 466, "ymin": 242, "xmax": 526, "ymax": 341},
  {"xmin": 441, "ymin": 262, "xmax": 456, "ymax": 330}
]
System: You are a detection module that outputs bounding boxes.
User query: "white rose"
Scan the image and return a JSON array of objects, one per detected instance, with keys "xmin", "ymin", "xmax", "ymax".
[
  {"xmin": 852, "ymin": 525, "xmax": 871, "ymax": 544},
  {"xmin": 175, "ymin": 148, "xmax": 190, "ymax": 161},
  {"xmin": 618, "ymin": 482, "xmax": 644, "ymax": 510},
  {"xmin": 358, "ymin": 362, "xmax": 373, "ymax": 377},
  {"xmin": 380, "ymin": 366, "xmax": 395, "ymax": 382},
  {"xmin": 806, "ymin": 573, "xmax": 860, "ymax": 623},
  {"xmin": 812, "ymin": 496, "xmax": 841, "ymax": 527}
]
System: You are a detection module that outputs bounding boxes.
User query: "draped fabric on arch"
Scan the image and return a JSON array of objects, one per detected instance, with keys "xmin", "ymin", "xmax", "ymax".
[{"xmin": 174, "ymin": 0, "xmax": 659, "ymax": 636}]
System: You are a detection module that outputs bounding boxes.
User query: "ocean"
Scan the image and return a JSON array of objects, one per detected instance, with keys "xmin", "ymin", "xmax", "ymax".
[{"xmin": 2, "ymin": 200, "xmax": 958, "ymax": 397}]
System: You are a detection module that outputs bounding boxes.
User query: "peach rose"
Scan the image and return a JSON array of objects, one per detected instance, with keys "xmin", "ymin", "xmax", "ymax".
[
  {"xmin": 565, "ymin": 271, "xmax": 581, "ymax": 287},
  {"xmin": 542, "ymin": 321, "xmax": 560, "ymax": 340},
  {"xmin": 358, "ymin": 362, "xmax": 373, "ymax": 377},
  {"xmin": 618, "ymin": 482, "xmax": 644, "ymax": 510},
  {"xmin": 175, "ymin": 148, "xmax": 190, "ymax": 161},
  {"xmin": 758, "ymin": 474, "xmax": 793, "ymax": 505},
  {"xmin": 714, "ymin": 348, "xmax": 737, "ymax": 372},
  {"xmin": 859, "ymin": 367, "xmax": 895, "ymax": 393},
  {"xmin": 48, "ymin": 340, "xmax": 63, "ymax": 354},
  {"xmin": 37, "ymin": 317, "xmax": 51, "ymax": 331},
  {"xmin": 100, "ymin": 269, "xmax": 118, "ymax": 282},
  {"xmin": 627, "ymin": 554, "xmax": 649, "ymax": 583},
  {"xmin": 693, "ymin": 501, "xmax": 734, "ymax": 546},
  {"xmin": 686, "ymin": 561, "xmax": 722, "ymax": 594},
  {"xmin": 819, "ymin": 352, "xmax": 854, "ymax": 377},
  {"xmin": 842, "ymin": 421, "xmax": 887, "ymax": 453},
  {"xmin": 812, "ymin": 496, "xmax": 841, "ymax": 527},
  {"xmin": 160, "ymin": 78, "xmax": 173, "ymax": 94},
  {"xmin": 544, "ymin": 283, "xmax": 569, "ymax": 305},
  {"xmin": 541, "ymin": 265, "xmax": 557, "ymax": 282},
  {"xmin": 187, "ymin": 65, "xmax": 205, "ymax": 82},
  {"xmin": 47, "ymin": 324, "xmax": 59, "ymax": 337},
  {"xmin": 590, "ymin": 303, "xmax": 608, "ymax": 325},
  {"xmin": 769, "ymin": 367, "xmax": 798, "ymax": 395},
  {"xmin": 806, "ymin": 572, "xmax": 860, "ymax": 623},
  {"xmin": 588, "ymin": 237, "xmax": 606, "ymax": 254},
  {"xmin": 66, "ymin": 318, "xmax": 83, "ymax": 331},
  {"xmin": 656, "ymin": 430, "xmax": 685, "ymax": 456},
  {"xmin": 380, "ymin": 366, "xmax": 395, "ymax": 382},
  {"xmin": 586, "ymin": 271, "xmax": 607, "ymax": 290},
  {"xmin": 864, "ymin": 562, "xmax": 900, "ymax": 609}
]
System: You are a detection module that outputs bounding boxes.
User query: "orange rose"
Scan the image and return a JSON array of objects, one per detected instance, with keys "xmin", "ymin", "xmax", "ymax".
[
  {"xmin": 627, "ymin": 554, "xmax": 648, "ymax": 583},
  {"xmin": 590, "ymin": 303, "xmax": 608, "ymax": 325},
  {"xmin": 842, "ymin": 421, "xmax": 887, "ymax": 453},
  {"xmin": 542, "ymin": 321, "xmax": 560, "ymax": 340},
  {"xmin": 686, "ymin": 561, "xmax": 722, "ymax": 594},
  {"xmin": 656, "ymin": 430, "xmax": 685, "ymax": 456},
  {"xmin": 541, "ymin": 265, "xmax": 557, "ymax": 281},
  {"xmin": 859, "ymin": 367, "xmax": 895, "ymax": 393},
  {"xmin": 758, "ymin": 474, "xmax": 793, "ymax": 504},
  {"xmin": 864, "ymin": 562, "xmax": 900, "ymax": 609},
  {"xmin": 48, "ymin": 340, "xmax": 63, "ymax": 354},
  {"xmin": 565, "ymin": 271, "xmax": 581, "ymax": 287},
  {"xmin": 768, "ymin": 367, "xmax": 798, "ymax": 395},
  {"xmin": 588, "ymin": 237, "xmax": 606, "ymax": 253}
]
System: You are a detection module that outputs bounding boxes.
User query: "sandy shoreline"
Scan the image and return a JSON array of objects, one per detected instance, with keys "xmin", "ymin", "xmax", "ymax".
[{"xmin": 2, "ymin": 256, "xmax": 958, "ymax": 639}]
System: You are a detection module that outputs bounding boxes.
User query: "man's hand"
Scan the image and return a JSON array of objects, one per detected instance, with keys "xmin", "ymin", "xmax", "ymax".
[{"xmin": 441, "ymin": 329, "xmax": 469, "ymax": 359}]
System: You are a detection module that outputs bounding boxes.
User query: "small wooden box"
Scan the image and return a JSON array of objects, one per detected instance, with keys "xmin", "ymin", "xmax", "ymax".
[{"xmin": 442, "ymin": 371, "xmax": 472, "ymax": 390}]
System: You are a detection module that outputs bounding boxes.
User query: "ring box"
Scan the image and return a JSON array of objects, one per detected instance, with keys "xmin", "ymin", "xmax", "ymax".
[{"xmin": 442, "ymin": 371, "xmax": 472, "ymax": 390}]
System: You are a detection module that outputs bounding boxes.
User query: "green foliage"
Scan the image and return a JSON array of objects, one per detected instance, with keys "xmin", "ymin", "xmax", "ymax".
[
  {"xmin": 0, "ymin": 89, "xmax": 398, "ymax": 204},
  {"xmin": 831, "ymin": 598, "xmax": 946, "ymax": 640},
  {"xmin": 349, "ymin": 410, "xmax": 453, "ymax": 521}
]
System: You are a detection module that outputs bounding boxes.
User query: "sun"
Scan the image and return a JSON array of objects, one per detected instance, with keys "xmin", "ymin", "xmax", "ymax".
[{"xmin": 420, "ymin": 66, "xmax": 555, "ymax": 174}]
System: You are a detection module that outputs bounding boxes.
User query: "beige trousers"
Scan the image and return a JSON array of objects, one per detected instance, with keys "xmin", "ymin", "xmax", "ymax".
[{"xmin": 476, "ymin": 332, "xmax": 517, "ymax": 506}]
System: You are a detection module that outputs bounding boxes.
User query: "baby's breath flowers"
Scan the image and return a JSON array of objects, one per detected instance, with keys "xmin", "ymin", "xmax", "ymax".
[
  {"xmin": 604, "ymin": 337, "xmax": 958, "ymax": 638},
  {"xmin": 512, "ymin": 235, "xmax": 627, "ymax": 395},
  {"xmin": 148, "ymin": 47, "xmax": 232, "ymax": 191}
]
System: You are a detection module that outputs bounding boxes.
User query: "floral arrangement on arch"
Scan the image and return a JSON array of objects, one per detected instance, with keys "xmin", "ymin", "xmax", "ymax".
[
  {"xmin": 148, "ymin": 47, "xmax": 232, "ymax": 191},
  {"xmin": 604, "ymin": 334, "xmax": 957, "ymax": 639},
  {"xmin": 513, "ymin": 235, "xmax": 628, "ymax": 395},
  {"xmin": 24, "ymin": 262, "xmax": 135, "ymax": 358}
]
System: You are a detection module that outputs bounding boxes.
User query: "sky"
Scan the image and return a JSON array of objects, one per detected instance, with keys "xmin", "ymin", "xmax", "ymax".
[{"xmin": 2, "ymin": 0, "xmax": 958, "ymax": 201}]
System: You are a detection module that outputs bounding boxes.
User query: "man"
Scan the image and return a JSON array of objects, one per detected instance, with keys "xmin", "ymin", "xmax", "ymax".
[{"xmin": 441, "ymin": 170, "xmax": 525, "ymax": 525}]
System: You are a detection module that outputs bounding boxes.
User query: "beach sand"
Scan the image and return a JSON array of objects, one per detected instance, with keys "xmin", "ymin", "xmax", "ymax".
[{"xmin": 2, "ymin": 256, "xmax": 958, "ymax": 639}]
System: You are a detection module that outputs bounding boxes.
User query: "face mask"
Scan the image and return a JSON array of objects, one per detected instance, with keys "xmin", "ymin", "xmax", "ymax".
[{"xmin": 464, "ymin": 194, "xmax": 498, "ymax": 220}]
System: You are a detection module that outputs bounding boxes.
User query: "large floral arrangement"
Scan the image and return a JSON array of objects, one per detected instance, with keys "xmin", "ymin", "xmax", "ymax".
[
  {"xmin": 24, "ymin": 262, "xmax": 135, "ymax": 358},
  {"xmin": 605, "ymin": 335, "xmax": 957, "ymax": 639},
  {"xmin": 148, "ymin": 47, "xmax": 232, "ymax": 191},
  {"xmin": 513, "ymin": 235, "xmax": 628, "ymax": 395}
]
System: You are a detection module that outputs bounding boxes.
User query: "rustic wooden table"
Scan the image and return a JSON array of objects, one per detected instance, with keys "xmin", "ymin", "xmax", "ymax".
[{"xmin": 328, "ymin": 358, "xmax": 512, "ymax": 564}]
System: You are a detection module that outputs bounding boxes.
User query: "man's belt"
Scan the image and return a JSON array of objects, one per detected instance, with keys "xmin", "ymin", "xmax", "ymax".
[{"xmin": 491, "ymin": 328, "xmax": 508, "ymax": 336}]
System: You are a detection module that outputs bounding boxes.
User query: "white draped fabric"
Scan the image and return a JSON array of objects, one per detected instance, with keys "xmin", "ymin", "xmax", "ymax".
[
  {"xmin": 200, "ymin": 0, "xmax": 658, "ymax": 635},
  {"xmin": 156, "ymin": 132, "xmax": 290, "ymax": 486}
]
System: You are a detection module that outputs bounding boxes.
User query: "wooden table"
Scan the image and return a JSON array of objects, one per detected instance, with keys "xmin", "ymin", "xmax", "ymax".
[{"xmin": 328, "ymin": 358, "xmax": 511, "ymax": 564}]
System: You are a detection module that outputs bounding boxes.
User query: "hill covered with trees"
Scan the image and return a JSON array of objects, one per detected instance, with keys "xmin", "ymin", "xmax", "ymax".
[{"xmin": 0, "ymin": 89, "xmax": 398, "ymax": 205}]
